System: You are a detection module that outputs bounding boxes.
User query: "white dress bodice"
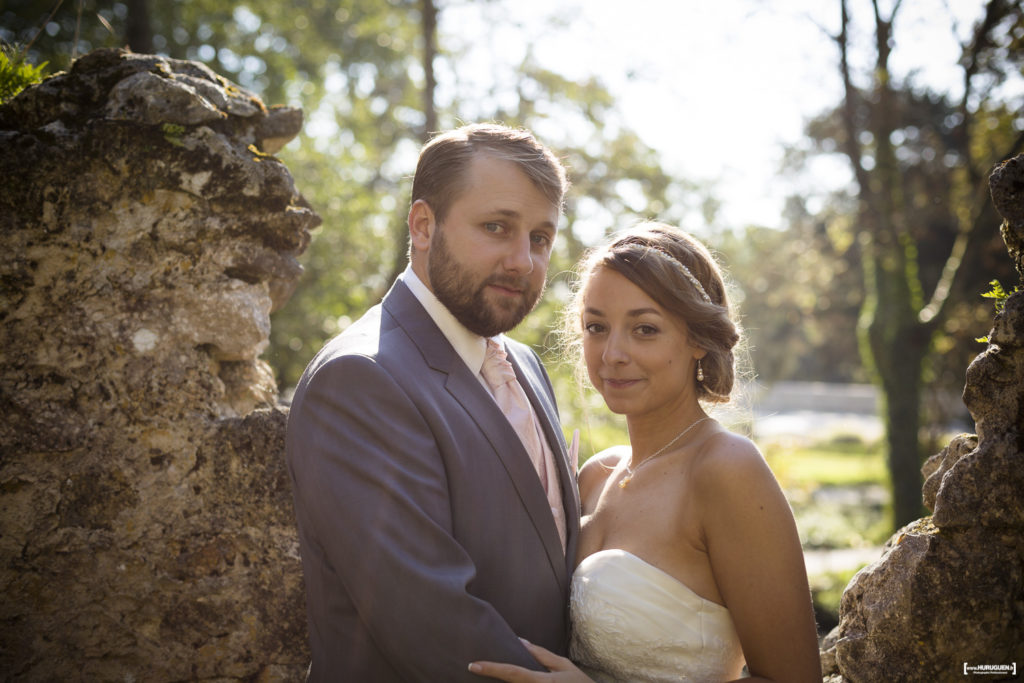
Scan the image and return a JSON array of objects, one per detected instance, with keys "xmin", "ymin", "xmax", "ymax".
[{"xmin": 569, "ymin": 549, "xmax": 746, "ymax": 682}]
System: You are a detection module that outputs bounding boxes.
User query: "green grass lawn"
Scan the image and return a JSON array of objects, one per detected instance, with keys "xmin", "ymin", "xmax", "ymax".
[
  {"xmin": 763, "ymin": 435, "xmax": 893, "ymax": 548},
  {"xmin": 763, "ymin": 436, "xmax": 888, "ymax": 488},
  {"xmin": 763, "ymin": 435, "xmax": 894, "ymax": 624}
]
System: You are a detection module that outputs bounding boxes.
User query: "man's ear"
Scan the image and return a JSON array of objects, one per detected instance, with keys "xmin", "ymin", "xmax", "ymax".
[{"xmin": 408, "ymin": 199, "xmax": 435, "ymax": 253}]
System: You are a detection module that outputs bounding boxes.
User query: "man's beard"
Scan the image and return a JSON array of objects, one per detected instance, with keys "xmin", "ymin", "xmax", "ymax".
[{"xmin": 428, "ymin": 228, "xmax": 544, "ymax": 337}]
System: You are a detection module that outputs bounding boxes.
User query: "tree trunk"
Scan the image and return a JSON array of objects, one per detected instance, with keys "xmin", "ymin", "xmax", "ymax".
[
  {"xmin": 420, "ymin": 0, "xmax": 438, "ymax": 139},
  {"xmin": 868, "ymin": 313, "xmax": 928, "ymax": 526},
  {"xmin": 125, "ymin": 0, "xmax": 153, "ymax": 54},
  {"xmin": 861, "ymin": 227, "xmax": 930, "ymax": 526},
  {"xmin": 383, "ymin": 0, "xmax": 439, "ymax": 290},
  {"xmin": 881, "ymin": 367, "xmax": 925, "ymax": 527}
]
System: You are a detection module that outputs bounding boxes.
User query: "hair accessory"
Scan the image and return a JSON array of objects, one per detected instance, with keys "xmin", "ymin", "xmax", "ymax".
[
  {"xmin": 643, "ymin": 247, "xmax": 713, "ymax": 303},
  {"xmin": 619, "ymin": 417, "xmax": 711, "ymax": 488},
  {"xmin": 696, "ymin": 359, "xmax": 704, "ymax": 383},
  {"xmin": 675, "ymin": 262, "xmax": 712, "ymax": 304}
]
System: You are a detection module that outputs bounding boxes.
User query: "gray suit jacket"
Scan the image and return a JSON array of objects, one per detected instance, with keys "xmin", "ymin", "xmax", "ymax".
[{"xmin": 286, "ymin": 279, "xmax": 581, "ymax": 682}]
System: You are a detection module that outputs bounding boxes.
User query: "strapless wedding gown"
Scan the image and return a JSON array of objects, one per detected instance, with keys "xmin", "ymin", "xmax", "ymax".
[{"xmin": 569, "ymin": 549, "xmax": 746, "ymax": 682}]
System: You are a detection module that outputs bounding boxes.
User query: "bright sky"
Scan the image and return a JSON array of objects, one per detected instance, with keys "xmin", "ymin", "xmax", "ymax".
[{"xmin": 440, "ymin": 0, "xmax": 992, "ymax": 230}]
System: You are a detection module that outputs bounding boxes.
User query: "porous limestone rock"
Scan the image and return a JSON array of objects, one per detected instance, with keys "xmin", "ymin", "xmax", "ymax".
[
  {"xmin": 820, "ymin": 155, "xmax": 1024, "ymax": 682},
  {"xmin": 0, "ymin": 48, "xmax": 319, "ymax": 680}
]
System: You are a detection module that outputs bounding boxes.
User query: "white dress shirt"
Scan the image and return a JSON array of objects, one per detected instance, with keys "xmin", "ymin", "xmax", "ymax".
[{"xmin": 400, "ymin": 265, "xmax": 494, "ymax": 389}]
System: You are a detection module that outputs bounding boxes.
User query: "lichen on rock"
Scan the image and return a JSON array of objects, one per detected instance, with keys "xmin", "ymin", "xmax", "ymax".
[{"xmin": 0, "ymin": 48, "xmax": 319, "ymax": 680}]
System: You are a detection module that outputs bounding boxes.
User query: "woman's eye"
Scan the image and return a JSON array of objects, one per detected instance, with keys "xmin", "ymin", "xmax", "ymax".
[
  {"xmin": 636, "ymin": 325, "xmax": 659, "ymax": 336},
  {"xmin": 584, "ymin": 322, "xmax": 605, "ymax": 334}
]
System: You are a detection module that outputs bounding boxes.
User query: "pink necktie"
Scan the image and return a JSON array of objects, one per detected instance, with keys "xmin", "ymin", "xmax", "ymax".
[{"xmin": 481, "ymin": 340, "xmax": 566, "ymax": 550}]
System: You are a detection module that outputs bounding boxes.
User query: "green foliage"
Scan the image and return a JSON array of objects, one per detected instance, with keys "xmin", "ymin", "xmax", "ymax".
[
  {"xmin": 980, "ymin": 278, "xmax": 1017, "ymax": 313},
  {"xmin": 975, "ymin": 279, "xmax": 1021, "ymax": 342},
  {"xmin": 717, "ymin": 207, "xmax": 867, "ymax": 386},
  {"xmin": 0, "ymin": 46, "xmax": 46, "ymax": 103},
  {"xmin": 809, "ymin": 567, "xmax": 861, "ymax": 621},
  {"xmin": 268, "ymin": 137, "xmax": 406, "ymax": 387}
]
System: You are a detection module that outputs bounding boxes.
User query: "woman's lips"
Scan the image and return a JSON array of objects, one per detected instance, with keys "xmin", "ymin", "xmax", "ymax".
[{"xmin": 603, "ymin": 378, "xmax": 641, "ymax": 389}]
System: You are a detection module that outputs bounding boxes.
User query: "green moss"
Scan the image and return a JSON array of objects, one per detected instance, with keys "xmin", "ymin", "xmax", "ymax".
[
  {"xmin": 161, "ymin": 122, "xmax": 186, "ymax": 147},
  {"xmin": 0, "ymin": 48, "xmax": 47, "ymax": 104}
]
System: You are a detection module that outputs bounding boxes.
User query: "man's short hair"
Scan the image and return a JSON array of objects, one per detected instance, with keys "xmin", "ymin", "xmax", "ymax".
[{"xmin": 411, "ymin": 123, "xmax": 569, "ymax": 225}]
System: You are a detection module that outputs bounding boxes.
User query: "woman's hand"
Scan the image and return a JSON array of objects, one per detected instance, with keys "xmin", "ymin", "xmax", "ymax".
[{"xmin": 468, "ymin": 639, "xmax": 594, "ymax": 682}]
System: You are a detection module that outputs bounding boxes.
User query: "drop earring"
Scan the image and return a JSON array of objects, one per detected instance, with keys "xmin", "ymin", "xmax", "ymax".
[{"xmin": 696, "ymin": 359, "xmax": 704, "ymax": 383}]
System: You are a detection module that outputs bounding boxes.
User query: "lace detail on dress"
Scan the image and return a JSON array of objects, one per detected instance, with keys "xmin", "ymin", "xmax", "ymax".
[{"xmin": 569, "ymin": 549, "xmax": 745, "ymax": 682}]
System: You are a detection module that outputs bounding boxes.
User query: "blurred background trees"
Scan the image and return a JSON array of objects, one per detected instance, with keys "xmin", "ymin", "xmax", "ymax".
[
  {"xmin": 4, "ymin": 0, "xmax": 1021, "ymax": 532},
  {"xmin": 782, "ymin": 0, "xmax": 1023, "ymax": 525}
]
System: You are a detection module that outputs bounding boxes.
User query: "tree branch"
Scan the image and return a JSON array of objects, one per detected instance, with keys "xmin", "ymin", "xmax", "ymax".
[
  {"xmin": 836, "ymin": 0, "xmax": 873, "ymax": 202},
  {"xmin": 960, "ymin": 0, "xmax": 1012, "ymax": 185},
  {"xmin": 919, "ymin": 0, "xmax": 1020, "ymax": 325}
]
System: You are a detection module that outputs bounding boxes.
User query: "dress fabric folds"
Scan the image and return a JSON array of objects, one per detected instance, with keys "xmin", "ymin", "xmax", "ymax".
[{"xmin": 570, "ymin": 549, "xmax": 745, "ymax": 682}]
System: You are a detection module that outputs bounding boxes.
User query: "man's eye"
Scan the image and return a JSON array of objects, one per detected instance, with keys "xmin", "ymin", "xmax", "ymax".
[
  {"xmin": 531, "ymin": 233, "xmax": 552, "ymax": 248},
  {"xmin": 484, "ymin": 222, "xmax": 502, "ymax": 233}
]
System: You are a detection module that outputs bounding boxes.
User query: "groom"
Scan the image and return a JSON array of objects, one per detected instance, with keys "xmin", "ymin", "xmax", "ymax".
[{"xmin": 286, "ymin": 123, "xmax": 580, "ymax": 682}]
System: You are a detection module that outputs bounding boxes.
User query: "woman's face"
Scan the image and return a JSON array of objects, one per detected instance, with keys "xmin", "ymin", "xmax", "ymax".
[{"xmin": 581, "ymin": 266, "xmax": 705, "ymax": 419}]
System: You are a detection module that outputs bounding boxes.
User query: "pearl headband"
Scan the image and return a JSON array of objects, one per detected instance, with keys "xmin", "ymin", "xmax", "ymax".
[{"xmin": 639, "ymin": 246, "xmax": 713, "ymax": 304}]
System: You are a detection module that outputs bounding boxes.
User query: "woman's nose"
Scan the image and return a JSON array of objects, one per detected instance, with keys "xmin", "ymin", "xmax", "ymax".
[{"xmin": 603, "ymin": 332, "xmax": 629, "ymax": 364}]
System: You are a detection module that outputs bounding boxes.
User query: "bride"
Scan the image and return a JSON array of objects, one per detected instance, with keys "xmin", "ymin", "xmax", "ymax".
[{"xmin": 470, "ymin": 223, "xmax": 821, "ymax": 682}]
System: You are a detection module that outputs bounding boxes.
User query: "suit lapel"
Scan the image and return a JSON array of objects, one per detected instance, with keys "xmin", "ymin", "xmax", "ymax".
[
  {"xmin": 444, "ymin": 368, "xmax": 569, "ymax": 583},
  {"xmin": 382, "ymin": 281, "xmax": 571, "ymax": 585},
  {"xmin": 381, "ymin": 280, "xmax": 460, "ymax": 374}
]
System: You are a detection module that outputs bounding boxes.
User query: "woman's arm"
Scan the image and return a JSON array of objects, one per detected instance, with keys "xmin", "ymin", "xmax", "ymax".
[{"xmin": 694, "ymin": 433, "xmax": 821, "ymax": 683}]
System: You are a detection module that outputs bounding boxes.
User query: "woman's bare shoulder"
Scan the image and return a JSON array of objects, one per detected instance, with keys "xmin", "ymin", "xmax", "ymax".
[
  {"xmin": 582, "ymin": 445, "xmax": 630, "ymax": 469},
  {"xmin": 691, "ymin": 428, "xmax": 775, "ymax": 492},
  {"xmin": 578, "ymin": 445, "xmax": 629, "ymax": 501}
]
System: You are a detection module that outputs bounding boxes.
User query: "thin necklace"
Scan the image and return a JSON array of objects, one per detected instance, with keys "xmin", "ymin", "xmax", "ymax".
[{"xmin": 619, "ymin": 417, "xmax": 711, "ymax": 489}]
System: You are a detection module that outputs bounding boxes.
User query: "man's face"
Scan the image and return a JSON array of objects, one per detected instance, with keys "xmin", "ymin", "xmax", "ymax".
[{"xmin": 421, "ymin": 154, "xmax": 559, "ymax": 337}]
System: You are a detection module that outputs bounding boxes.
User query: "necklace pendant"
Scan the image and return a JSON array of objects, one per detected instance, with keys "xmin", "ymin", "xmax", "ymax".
[{"xmin": 619, "ymin": 473, "xmax": 632, "ymax": 489}]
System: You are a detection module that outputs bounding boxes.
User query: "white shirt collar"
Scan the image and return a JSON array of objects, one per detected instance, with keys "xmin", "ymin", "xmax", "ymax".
[{"xmin": 400, "ymin": 265, "xmax": 495, "ymax": 379}]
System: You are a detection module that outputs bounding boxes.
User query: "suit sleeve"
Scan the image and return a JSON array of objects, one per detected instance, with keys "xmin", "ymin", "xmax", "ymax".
[{"xmin": 288, "ymin": 353, "xmax": 543, "ymax": 681}]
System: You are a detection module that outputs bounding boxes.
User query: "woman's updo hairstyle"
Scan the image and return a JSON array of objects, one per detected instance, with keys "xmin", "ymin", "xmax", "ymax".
[{"xmin": 567, "ymin": 221, "xmax": 741, "ymax": 403}]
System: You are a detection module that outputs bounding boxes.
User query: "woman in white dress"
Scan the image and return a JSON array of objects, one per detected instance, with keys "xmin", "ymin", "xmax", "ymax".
[{"xmin": 470, "ymin": 223, "xmax": 821, "ymax": 682}]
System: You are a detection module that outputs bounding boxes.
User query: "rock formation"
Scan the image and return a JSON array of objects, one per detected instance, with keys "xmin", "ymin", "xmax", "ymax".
[
  {"xmin": 820, "ymin": 156, "xmax": 1024, "ymax": 681},
  {"xmin": 0, "ymin": 49, "xmax": 319, "ymax": 680}
]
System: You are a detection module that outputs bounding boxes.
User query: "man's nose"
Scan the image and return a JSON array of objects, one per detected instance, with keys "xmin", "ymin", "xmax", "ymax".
[{"xmin": 502, "ymin": 234, "xmax": 534, "ymax": 275}]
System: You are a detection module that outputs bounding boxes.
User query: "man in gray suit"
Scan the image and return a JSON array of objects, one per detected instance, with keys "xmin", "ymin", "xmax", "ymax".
[{"xmin": 286, "ymin": 123, "xmax": 580, "ymax": 682}]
